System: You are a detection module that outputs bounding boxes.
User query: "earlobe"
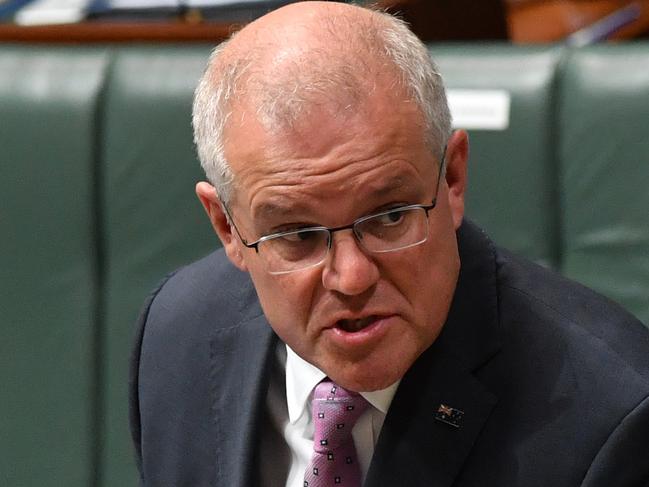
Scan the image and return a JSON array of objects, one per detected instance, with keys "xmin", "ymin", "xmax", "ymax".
[
  {"xmin": 195, "ymin": 182, "xmax": 248, "ymax": 271},
  {"xmin": 443, "ymin": 130, "xmax": 469, "ymax": 229}
]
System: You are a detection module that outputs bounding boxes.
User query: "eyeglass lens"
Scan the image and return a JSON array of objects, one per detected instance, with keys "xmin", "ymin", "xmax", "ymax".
[{"xmin": 259, "ymin": 206, "xmax": 430, "ymax": 274}]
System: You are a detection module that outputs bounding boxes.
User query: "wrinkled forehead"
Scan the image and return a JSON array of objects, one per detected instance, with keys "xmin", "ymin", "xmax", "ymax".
[{"xmin": 224, "ymin": 64, "xmax": 425, "ymax": 157}]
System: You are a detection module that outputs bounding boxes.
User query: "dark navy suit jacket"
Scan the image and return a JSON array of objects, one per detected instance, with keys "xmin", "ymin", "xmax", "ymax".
[{"xmin": 130, "ymin": 221, "xmax": 649, "ymax": 486}]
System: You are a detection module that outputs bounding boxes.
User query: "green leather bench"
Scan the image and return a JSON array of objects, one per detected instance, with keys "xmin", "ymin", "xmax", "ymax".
[
  {"xmin": 435, "ymin": 44, "xmax": 563, "ymax": 268},
  {"xmin": 0, "ymin": 47, "xmax": 109, "ymax": 487},
  {"xmin": 1, "ymin": 43, "xmax": 647, "ymax": 487},
  {"xmin": 99, "ymin": 46, "xmax": 217, "ymax": 487},
  {"xmin": 559, "ymin": 44, "xmax": 649, "ymax": 326}
]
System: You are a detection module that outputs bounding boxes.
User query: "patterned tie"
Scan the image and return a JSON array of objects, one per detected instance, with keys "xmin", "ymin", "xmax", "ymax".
[{"xmin": 304, "ymin": 380, "xmax": 369, "ymax": 487}]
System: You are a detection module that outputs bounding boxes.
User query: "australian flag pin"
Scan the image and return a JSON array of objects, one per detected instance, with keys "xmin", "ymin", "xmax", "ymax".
[{"xmin": 434, "ymin": 403, "xmax": 464, "ymax": 428}]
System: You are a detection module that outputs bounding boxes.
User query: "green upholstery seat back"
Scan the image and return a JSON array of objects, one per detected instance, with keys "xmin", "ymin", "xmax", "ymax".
[
  {"xmin": 433, "ymin": 45, "xmax": 563, "ymax": 268},
  {"xmin": 559, "ymin": 45, "xmax": 649, "ymax": 325},
  {"xmin": 99, "ymin": 45, "xmax": 219, "ymax": 487},
  {"xmin": 0, "ymin": 46, "xmax": 108, "ymax": 487}
]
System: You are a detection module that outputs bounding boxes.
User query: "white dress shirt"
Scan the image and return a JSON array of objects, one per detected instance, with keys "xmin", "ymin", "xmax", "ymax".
[{"xmin": 266, "ymin": 344, "xmax": 400, "ymax": 487}]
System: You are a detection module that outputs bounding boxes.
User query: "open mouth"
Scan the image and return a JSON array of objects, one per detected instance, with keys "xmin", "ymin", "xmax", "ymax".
[{"xmin": 336, "ymin": 315, "xmax": 379, "ymax": 333}]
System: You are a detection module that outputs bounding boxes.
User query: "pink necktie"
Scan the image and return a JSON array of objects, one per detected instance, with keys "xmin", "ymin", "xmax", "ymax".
[{"xmin": 304, "ymin": 380, "xmax": 369, "ymax": 487}]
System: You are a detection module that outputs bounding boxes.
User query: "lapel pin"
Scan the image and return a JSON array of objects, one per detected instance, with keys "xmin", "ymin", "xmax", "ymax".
[{"xmin": 434, "ymin": 403, "xmax": 464, "ymax": 428}]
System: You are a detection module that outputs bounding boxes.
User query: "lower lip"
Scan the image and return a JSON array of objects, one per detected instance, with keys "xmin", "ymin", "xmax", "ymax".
[{"xmin": 326, "ymin": 315, "xmax": 397, "ymax": 347}]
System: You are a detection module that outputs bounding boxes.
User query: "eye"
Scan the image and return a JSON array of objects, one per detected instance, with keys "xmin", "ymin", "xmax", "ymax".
[
  {"xmin": 279, "ymin": 229, "xmax": 320, "ymax": 242},
  {"xmin": 376, "ymin": 208, "xmax": 406, "ymax": 226},
  {"xmin": 264, "ymin": 228, "xmax": 327, "ymax": 263}
]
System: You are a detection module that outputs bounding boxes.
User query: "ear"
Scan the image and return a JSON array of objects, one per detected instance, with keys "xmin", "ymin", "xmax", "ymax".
[
  {"xmin": 443, "ymin": 130, "xmax": 469, "ymax": 230},
  {"xmin": 195, "ymin": 181, "xmax": 248, "ymax": 271}
]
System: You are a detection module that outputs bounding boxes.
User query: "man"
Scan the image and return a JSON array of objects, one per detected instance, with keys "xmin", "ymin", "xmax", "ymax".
[{"xmin": 129, "ymin": 2, "xmax": 649, "ymax": 486}]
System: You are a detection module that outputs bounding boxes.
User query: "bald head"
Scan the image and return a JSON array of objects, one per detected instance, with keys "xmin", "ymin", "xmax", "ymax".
[
  {"xmin": 193, "ymin": 1, "xmax": 451, "ymax": 203},
  {"xmin": 230, "ymin": 1, "xmax": 379, "ymax": 53},
  {"xmin": 225, "ymin": 2, "xmax": 390, "ymax": 127},
  {"xmin": 222, "ymin": 2, "xmax": 387, "ymax": 73}
]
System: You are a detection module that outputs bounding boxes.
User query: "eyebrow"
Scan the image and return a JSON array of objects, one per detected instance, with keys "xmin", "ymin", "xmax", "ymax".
[
  {"xmin": 365, "ymin": 176, "xmax": 409, "ymax": 200},
  {"xmin": 252, "ymin": 202, "xmax": 299, "ymax": 221},
  {"xmin": 250, "ymin": 174, "xmax": 418, "ymax": 222}
]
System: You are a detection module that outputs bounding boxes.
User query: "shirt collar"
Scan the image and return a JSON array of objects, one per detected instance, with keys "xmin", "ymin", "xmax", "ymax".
[{"xmin": 285, "ymin": 344, "xmax": 400, "ymax": 424}]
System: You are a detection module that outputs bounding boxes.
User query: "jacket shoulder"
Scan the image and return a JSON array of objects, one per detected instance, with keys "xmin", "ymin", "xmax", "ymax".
[
  {"xmin": 144, "ymin": 249, "xmax": 262, "ymax": 335},
  {"xmin": 129, "ymin": 249, "xmax": 264, "ymax": 475},
  {"xmin": 457, "ymin": 239, "xmax": 649, "ymax": 485},
  {"xmin": 495, "ymin": 247, "xmax": 649, "ymax": 385}
]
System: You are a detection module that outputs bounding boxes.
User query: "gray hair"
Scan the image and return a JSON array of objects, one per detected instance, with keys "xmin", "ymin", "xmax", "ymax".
[{"xmin": 192, "ymin": 8, "xmax": 452, "ymax": 205}]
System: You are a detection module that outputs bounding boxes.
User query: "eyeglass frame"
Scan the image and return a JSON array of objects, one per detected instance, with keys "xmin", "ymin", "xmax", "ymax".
[{"xmin": 221, "ymin": 148, "xmax": 447, "ymax": 272}]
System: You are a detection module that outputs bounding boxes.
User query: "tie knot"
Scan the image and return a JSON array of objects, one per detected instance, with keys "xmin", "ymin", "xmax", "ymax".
[
  {"xmin": 311, "ymin": 381, "xmax": 368, "ymax": 453},
  {"xmin": 313, "ymin": 381, "xmax": 361, "ymax": 401}
]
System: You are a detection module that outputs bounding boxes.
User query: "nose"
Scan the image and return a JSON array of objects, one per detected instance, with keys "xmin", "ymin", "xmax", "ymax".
[{"xmin": 321, "ymin": 230, "xmax": 380, "ymax": 296}]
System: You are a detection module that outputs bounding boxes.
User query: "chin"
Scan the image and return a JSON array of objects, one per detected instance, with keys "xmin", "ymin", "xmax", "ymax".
[{"xmin": 325, "ymin": 360, "xmax": 407, "ymax": 393}]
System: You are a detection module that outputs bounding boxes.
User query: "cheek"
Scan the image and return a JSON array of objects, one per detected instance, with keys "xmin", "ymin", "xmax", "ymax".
[
  {"xmin": 397, "ymin": 222, "xmax": 459, "ymax": 330},
  {"xmin": 246, "ymin": 266, "xmax": 318, "ymax": 340}
]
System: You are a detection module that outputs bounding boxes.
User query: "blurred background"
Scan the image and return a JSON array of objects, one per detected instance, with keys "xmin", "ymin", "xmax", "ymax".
[
  {"xmin": 1, "ymin": 1, "xmax": 648, "ymax": 486},
  {"xmin": 1, "ymin": 0, "xmax": 649, "ymax": 42}
]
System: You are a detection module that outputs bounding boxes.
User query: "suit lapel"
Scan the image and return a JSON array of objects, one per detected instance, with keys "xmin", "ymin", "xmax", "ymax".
[
  {"xmin": 365, "ymin": 220, "xmax": 502, "ymax": 487},
  {"xmin": 210, "ymin": 310, "xmax": 276, "ymax": 487},
  {"xmin": 365, "ymin": 346, "xmax": 498, "ymax": 487}
]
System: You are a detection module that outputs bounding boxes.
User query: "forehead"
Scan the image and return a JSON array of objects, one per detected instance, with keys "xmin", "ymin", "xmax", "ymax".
[
  {"xmin": 224, "ymin": 82, "xmax": 436, "ymax": 222},
  {"xmin": 251, "ymin": 170, "xmax": 421, "ymax": 224}
]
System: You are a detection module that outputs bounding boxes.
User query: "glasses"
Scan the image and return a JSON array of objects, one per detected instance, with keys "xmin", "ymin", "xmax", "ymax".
[
  {"xmin": 224, "ymin": 153, "xmax": 446, "ymax": 275},
  {"xmin": 227, "ymin": 202, "xmax": 437, "ymax": 274}
]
